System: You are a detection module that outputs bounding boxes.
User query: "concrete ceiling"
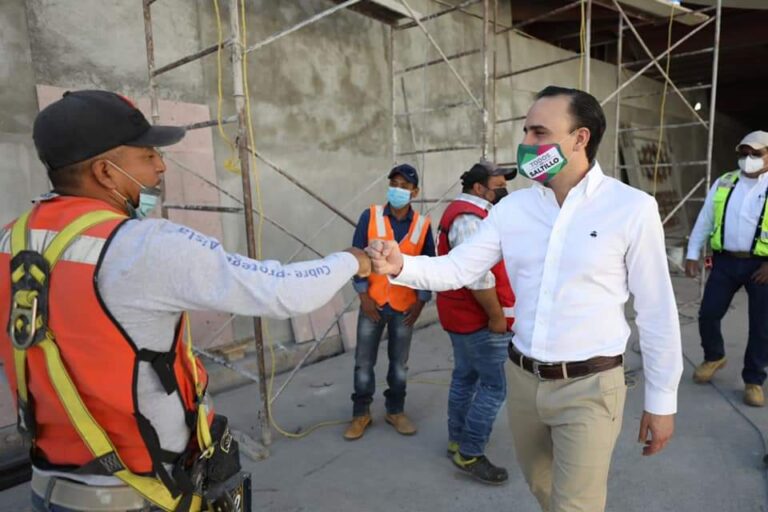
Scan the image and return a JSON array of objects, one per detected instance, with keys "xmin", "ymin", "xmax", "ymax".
[{"xmin": 508, "ymin": 0, "xmax": 768, "ymax": 129}]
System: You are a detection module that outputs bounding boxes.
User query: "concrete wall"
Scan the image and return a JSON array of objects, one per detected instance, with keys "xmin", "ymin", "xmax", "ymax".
[{"xmin": 0, "ymin": 0, "xmax": 746, "ymax": 349}]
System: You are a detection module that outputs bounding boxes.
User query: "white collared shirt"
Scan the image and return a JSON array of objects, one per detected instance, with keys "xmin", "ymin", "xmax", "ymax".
[
  {"xmin": 393, "ymin": 162, "xmax": 682, "ymax": 415},
  {"xmin": 687, "ymin": 171, "xmax": 768, "ymax": 260}
]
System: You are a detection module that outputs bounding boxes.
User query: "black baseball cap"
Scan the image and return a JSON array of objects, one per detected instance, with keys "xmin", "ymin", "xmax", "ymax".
[
  {"xmin": 388, "ymin": 164, "xmax": 419, "ymax": 186},
  {"xmin": 33, "ymin": 90, "xmax": 186, "ymax": 171},
  {"xmin": 460, "ymin": 160, "xmax": 516, "ymax": 189}
]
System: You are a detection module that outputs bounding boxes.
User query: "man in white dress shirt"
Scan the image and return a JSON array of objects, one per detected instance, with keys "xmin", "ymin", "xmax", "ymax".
[
  {"xmin": 366, "ymin": 86, "xmax": 683, "ymax": 512},
  {"xmin": 685, "ymin": 131, "xmax": 768, "ymax": 407}
]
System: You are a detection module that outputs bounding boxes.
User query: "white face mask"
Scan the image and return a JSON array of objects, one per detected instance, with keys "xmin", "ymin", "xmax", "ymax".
[{"xmin": 738, "ymin": 155, "xmax": 766, "ymax": 175}]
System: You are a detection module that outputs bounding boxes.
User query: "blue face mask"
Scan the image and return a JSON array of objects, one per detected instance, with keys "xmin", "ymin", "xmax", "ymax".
[
  {"xmin": 107, "ymin": 160, "xmax": 162, "ymax": 219},
  {"xmin": 387, "ymin": 186, "xmax": 412, "ymax": 209}
]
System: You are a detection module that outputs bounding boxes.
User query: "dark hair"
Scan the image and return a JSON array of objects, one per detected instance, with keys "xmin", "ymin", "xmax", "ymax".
[
  {"xmin": 461, "ymin": 175, "xmax": 488, "ymax": 193},
  {"xmin": 535, "ymin": 85, "xmax": 606, "ymax": 163},
  {"xmin": 48, "ymin": 160, "xmax": 87, "ymax": 189}
]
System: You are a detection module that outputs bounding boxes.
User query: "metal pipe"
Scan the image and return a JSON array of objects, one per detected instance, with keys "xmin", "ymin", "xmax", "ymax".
[
  {"xmin": 184, "ymin": 115, "xmax": 238, "ymax": 131},
  {"xmin": 395, "ymin": 101, "xmax": 473, "ymax": 117},
  {"xmin": 163, "ymin": 204, "xmax": 243, "ymax": 213},
  {"xmin": 230, "ymin": 0, "xmax": 270, "ymax": 446},
  {"xmin": 284, "ymin": 171, "xmax": 390, "ymax": 263},
  {"xmin": 613, "ymin": 12, "xmax": 623, "ymax": 178},
  {"xmin": 395, "ymin": 48, "xmax": 480, "ymax": 75},
  {"xmin": 609, "ymin": 0, "xmax": 708, "ymax": 126},
  {"xmin": 270, "ymin": 296, "xmax": 358, "ymax": 403},
  {"xmin": 618, "ymin": 160, "xmax": 708, "ymax": 169},
  {"xmin": 585, "ymin": 0, "xmax": 592, "ymax": 93},
  {"xmin": 397, "ymin": 0, "xmax": 482, "ymax": 29},
  {"xmin": 702, "ymin": 0, "xmax": 723, "ymax": 298},
  {"xmin": 622, "ymin": 47, "xmax": 714, "ymax": 68},
  {"xmin": 390, "ymin": 26, "xmax": 397, "ymax": 165},
  {"xmin": 164, "ymin": 153, "xmax": 325, "ymax": 257},
  {"xmin": 398, "ymin": 0, "xmax": 483, "ymax": 111},
  {"xmin": 400, "ymin": 77, "xmax": 419, "ymax": 161},
  {"xmin": 491, "ymin": 0, "xmax": 498, "ymax": 162},
  {"xmin": 496, "ymin": 114, "xmax": 526, "ymax": 125},
  {"xmin": 152, "ymin": 41, "xmax": 230, "ymax": 77},
  {"xmin": 245, "ymin": 0, "xmax": 362, "ymax": 54},
  {"xmin": 496, "ymin": 0, "xmax": 582, "ymax": 35},
  {"xmin": 482, "ymin": 0, "xmax": 490, "ymax": 158},
  {"xmin": 621, "ymin": 83, "xmax": 711, "ymax": 100},
  {"xmin": 496, "ymin": 55, "xmax": 581, "ymax": 81},
  {"xmin": 599, "ymin": 16, "xmax": 715, "ymax": 106},
  {"xmin": 662, "ymin": 178, "xmax": 705, "ymax": 225},
  {"xmin": 142, "ymin": 0, "xmax": 165, "ymax": 219},
  {"xmin": 249, "ymin": 147, "xmax": 356, "ymax": 226},
  {"xmin": 397, "ymin": 145, "xmax": 480, "ymax": 156},
  {"xmin": 619, "ymin": 121, "xmax": 707, "ymax": 133}
]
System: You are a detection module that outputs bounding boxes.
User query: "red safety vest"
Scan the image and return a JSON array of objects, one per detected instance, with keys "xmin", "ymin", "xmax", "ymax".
[
  {"xmin": 436, "ymin": 198, "xmax": 515, "ymax": 334},
  {"xmin": 0, "ymin": 196, "xmax": 209, "ymax": 484},
  {"xmin": 366, "ymin": 205, "xmax": 430, "ymax": 312}
]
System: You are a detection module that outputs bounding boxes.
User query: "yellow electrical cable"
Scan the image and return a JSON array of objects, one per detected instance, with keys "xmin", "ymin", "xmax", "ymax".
[
  {"xmin": 652, "ymin": 4, "xmax": 676, "ymax": 197},
  {"xmin": 212, "ymin": 0, "xmax": 240, "ymax": 174},
  {"xmin": 237, "ymin": 0, "xmax": 346, "ymax": 440},
  {"xmin": 210, "ymin": 1, "xmax": 453, "ymax": 441}
]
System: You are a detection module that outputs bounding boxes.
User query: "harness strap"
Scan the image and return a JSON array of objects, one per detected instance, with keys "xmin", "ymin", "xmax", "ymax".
[
  {"xmin": 138, "ymin": 349, "xmax": 179, "ymax": 396},
  {"xmin": 8, "ymin": 209, "xmax": 206, "ymax": 511}
]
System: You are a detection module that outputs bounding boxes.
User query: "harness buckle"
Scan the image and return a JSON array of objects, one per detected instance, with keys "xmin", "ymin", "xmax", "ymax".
[
  {"xmin": 10, "ymin": 294, "xmax": 39, "ymax": 349},
  {"xmin": 8, "ymin": 250, "xmax": 51, "ymax": 350}
]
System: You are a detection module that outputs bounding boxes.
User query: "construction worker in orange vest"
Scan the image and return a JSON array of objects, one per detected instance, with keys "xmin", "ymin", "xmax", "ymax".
[
  {"xmin": 343, "ymin": 164, "xmax": 435, "ymax": 440},
  {"xmin": 0, "ymin": 90, "xmax": 372, "ymax": 512}
]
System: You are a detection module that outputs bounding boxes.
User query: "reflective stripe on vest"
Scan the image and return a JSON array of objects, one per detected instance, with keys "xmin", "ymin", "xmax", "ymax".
[
  {"xmin": 373, "ymin": 205, "xmax": 387, "ymax": 239},
  {"xmin": 710, "ymin": 170, "xmax": 768, "ymax": 256},
  {"xmin": 4, "ymin": 206, "xmax": 212, "ymax": 512}
]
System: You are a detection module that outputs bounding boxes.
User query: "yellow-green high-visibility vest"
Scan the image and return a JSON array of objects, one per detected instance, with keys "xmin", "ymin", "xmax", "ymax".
[{"xmin": 710, "ymin": 170, "xmax": 768, "ymax": 256}]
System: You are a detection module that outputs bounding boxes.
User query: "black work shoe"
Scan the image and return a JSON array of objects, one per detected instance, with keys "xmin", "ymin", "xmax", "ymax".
[{"xmin": 452, "ymin": 452, "xmax": 508, "ymax": 485}]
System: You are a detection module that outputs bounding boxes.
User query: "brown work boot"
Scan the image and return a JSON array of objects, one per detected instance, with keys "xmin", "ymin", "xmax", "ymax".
[
  {"xmin": 385, "ymin": 413, "xmax": 417, "ymax": 435},
  {"xmin": 693, "ymin": 357, "xmax": 727, "ymax": 384},
  {"xmin": 744, "ymin": 384, "xmax": 765, "ymax": 407},
  {"xmin": 343, "ymin": 414, "xmax": 372, "ymax": 440}
]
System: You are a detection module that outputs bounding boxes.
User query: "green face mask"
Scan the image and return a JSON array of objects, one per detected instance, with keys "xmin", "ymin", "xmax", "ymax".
[{"xmin": 516, "ymin": 133, "xmax": 575, "ymax": 184}]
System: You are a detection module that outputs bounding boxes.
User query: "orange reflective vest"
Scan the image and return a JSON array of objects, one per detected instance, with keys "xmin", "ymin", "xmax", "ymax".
[
  {"xmin": 0, "ymin": 196, "xmax": 212, "ymax": 511},
  {"xmin": 365, "ymin": 204, "xmax": 430, "ymax": 312}
]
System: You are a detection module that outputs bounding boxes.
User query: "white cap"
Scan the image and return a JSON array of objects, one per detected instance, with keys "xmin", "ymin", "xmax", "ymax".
[{"xmin": 737, "ymin": 131, "xmax": 768, "ymax": 151}]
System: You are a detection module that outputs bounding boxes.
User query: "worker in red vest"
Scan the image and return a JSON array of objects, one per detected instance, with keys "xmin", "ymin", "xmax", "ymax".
[
  {"xmin": 0, "ymin": 90, "xmax": 371, "ymax": 511},
  {"xmin": 343, "ymin": 164, "xmax": 435, "ymax": 440},
  {"xmin": 436, "ymin": 161, "xmax": 516, "ymax": 485}
]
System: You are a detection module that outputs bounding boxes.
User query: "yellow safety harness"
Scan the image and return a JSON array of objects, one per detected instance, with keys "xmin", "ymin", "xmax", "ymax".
[{"xmin": 9, "ymin": 209, "xmax": 214, "ymax": 511}]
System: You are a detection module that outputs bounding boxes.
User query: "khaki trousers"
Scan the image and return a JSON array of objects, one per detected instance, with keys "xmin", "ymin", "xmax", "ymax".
[{"xmin": 506, "ymin": 360, "xmax": 626, "ymax": 512}]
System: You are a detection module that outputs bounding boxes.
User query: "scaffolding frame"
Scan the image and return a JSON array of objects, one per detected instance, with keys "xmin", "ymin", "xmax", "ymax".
[{"xmin": 140, "ymin": 0, "xmax": 724, "ymax": 454}]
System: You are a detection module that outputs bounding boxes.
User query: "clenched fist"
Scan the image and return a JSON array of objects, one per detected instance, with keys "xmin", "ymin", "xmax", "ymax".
[
  {"xmin": 365, "ymin": 239, "xmax": 404, "ymax": 276},
  {"xmin": 344, "ymin": 247, "xmax": 372, "ymax": 278}
]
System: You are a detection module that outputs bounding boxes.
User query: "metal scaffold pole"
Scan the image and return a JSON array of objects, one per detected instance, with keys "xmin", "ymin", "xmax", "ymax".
[
  {"xmin": 228, "ymin": 0, "xmax": 271, "ymax": 447},
  {"xmin": 702, "ymin": 0, "xmax": 723, "ymax": 297}
]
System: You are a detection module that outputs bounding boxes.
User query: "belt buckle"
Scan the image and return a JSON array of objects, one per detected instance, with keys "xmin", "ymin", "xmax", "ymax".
[{"xmin": 531, "ymin": 360, "xmax": 543, "ymax": 380}]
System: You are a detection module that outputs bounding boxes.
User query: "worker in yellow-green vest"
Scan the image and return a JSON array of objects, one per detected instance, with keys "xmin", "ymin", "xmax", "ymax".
[{"xmin": 686, "ymin": 131, "xmax": 768, "ymax": 407}]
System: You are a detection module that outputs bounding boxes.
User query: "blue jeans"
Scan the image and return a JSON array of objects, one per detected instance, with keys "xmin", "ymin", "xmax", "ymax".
[
  {"xmin": 447, "ymin": 329, "xmax": 509, "ymax": 457},
  {"xmin": 352, "ymin": 304, "xmax": 413, "ymax": 416},
  {"xmin": 699, "ymin": 253, "xmax": 768, "ymax": 385}
]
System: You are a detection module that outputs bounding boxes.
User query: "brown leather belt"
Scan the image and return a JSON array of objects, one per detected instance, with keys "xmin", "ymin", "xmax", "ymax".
[{"xmin": 508, "ymin": 344, "xmax": 623, "ymax": 380}]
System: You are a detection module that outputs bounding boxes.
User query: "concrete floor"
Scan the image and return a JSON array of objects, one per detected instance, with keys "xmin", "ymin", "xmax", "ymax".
[{"xmin": 2, "ymin": 276, "xmax": 767, "ymax": 511}]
